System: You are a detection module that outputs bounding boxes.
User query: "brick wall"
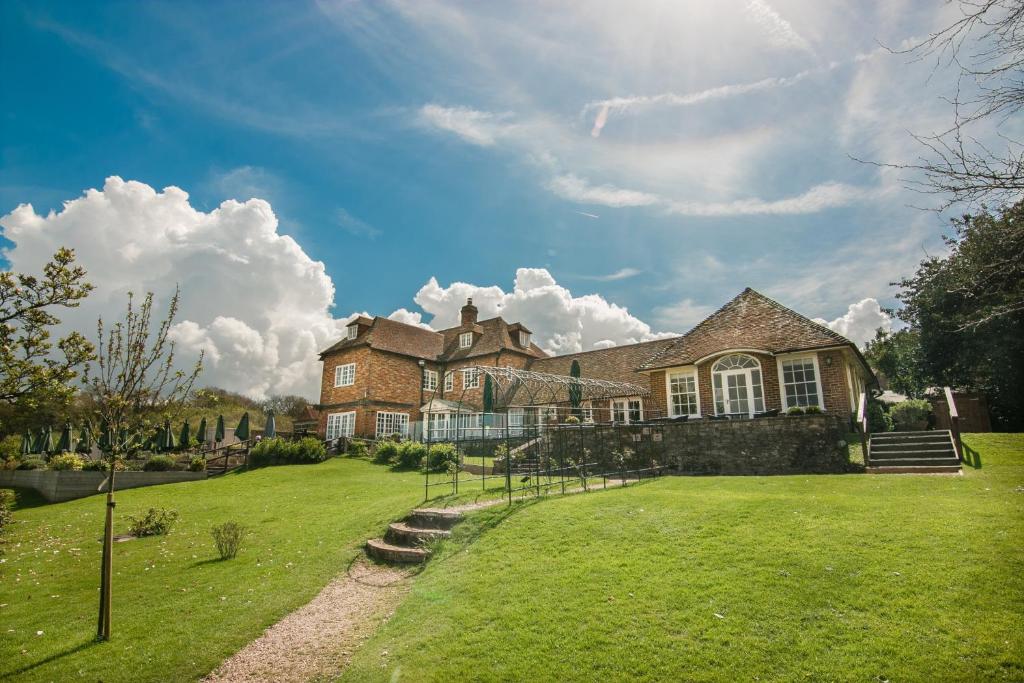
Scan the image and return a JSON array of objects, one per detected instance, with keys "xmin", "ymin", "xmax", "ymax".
[{"xmin": 816, "ymin": 349, "xmax": 852, "ymax": 416}]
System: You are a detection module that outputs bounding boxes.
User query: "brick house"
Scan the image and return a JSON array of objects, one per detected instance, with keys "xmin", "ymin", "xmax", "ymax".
[{"xmin": 316, "ymin": 288, "xmax": 875, "ymax": 439}]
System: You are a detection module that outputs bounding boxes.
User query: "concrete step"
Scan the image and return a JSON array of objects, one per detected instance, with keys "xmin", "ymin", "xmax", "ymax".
[
  {"xmin": 872, "ymin": 431, "xmax": 950, "ymax": 442},
  {"xmin": 867, "ymin": 465, "xmax": 961, "ymax": 474},
  {"xmin": 408, "ymin": 508, "xmax": 463, "ymax": 530},
  {"xmin": 366, "ymin": 538, "xmax": 429, "ymax": 564},
  {"xmin": 385, "ymin": 522, "xmax": 451, "ymax": 546},
  {"xmin": 871, "ymin": 441, "xmax": 952, "ymax": 452},
  {"xmin": 870, "ymin": 447, "xmax": 956, "ymax": 458},
  {"xmin": 868, "ymin": 456, "xmax": 960, "ymax": 467}
]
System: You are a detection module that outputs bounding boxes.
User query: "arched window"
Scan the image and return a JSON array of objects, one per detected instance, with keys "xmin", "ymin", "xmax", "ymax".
[{"xmin": 712, "ymin": 354, "xmax": 765, "ymax": 417}]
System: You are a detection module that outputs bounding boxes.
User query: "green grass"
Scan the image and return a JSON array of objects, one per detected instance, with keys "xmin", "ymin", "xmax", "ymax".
[
  {"xmin": 343, "ymin": 434, "xmax": 1024, "ymax": 682},
  {"xmin": 0, "ymin": 458, "xmax": 424, "ymax": 682}
]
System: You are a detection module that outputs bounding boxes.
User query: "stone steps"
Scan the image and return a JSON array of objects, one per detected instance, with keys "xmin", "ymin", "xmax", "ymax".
[
  {"xmin": 867, "ymin": 465, "xmax": 962, "ymax": 474},
  {"xmin": 366, "ymin": 508, "xmax": 464, "ymax": 565},
  {"xmin": 867, "ymin": 429, "xmax": 960, "ymax": 474}
]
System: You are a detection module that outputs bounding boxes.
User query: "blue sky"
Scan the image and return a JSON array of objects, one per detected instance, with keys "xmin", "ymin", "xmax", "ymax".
[{"xmin": 0, "ymin": 1, "xmax": 980, "ymax": 397}]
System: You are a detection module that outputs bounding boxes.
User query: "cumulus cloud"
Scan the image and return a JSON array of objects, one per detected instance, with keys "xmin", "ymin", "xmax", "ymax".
[
  {"xmin": 412, "ymin": 268, "xmax": 677, "ymax": 354},
  {"xmin": 418, "ymin": 104, "xmax": 513, "ymax": 146},
  {"xmin": 814, "ymin": 298, "xmax": 892, "ymax": 348},
  {"xmin": 0, "ymin": 177, "xmax": 350, "ymax": 399}
]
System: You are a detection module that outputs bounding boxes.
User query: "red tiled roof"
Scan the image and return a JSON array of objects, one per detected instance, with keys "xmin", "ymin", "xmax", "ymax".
[
  {"xmin": 639, "ymin": 288, "xmax": 855, "ymax": 370},
  {"xmin": 438, "ymin": 317, "xmax": 547, "ymax": 361},
  {"xmin": 528, "ymin": 338, "xmax": 678, "ymax": 386},
  {"xmin": 319, "ymin": 317, "xmax": 445, "ymax": 360}
]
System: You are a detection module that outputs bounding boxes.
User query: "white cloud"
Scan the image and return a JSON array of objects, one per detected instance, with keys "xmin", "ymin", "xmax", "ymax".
[
  {"xmin": 580, "ymin": 267, "xmax": 641, "ymax": 282},
  {"xmin": 387, "ymin": 308, "xmax": 432, "ymax": 329},
  {"xmin": 814, "ymin": 298, "xmax": 892, "ymax": 348},
  {"xmin": 0, "ymin": 177, "xmax": 350, "ymax": 400},
  {"xmin": 652, "ymin": 298, "xmax": 717, "ymax": 331},
  {"xmin": 336, "ymin": 208, "xmax": 381, "ymax": 239},
  {"xmin": 547, "ymin": 174, "xmax": 659, "ymax": 208},
  {"xmin": 744, "ymin": 0, "xmax": 813, "ymax": 53},
  {"xmin": 418, "ymin": 104, "xmax": 513, "ymax": 146},
  {"xmin": 412, "ymin": 268, "xmax": 677, "ymax": 354}
]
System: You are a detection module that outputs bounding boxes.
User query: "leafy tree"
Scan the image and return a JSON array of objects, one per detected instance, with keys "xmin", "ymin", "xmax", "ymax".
[
  {"xmin": 893, "ymin": 201, "xmax": 1024, "ymax": 429},
  {"xmin": 260, "ymin": 394, "xmax": 310, "ymax": 420},
  {"xmin": 864, "ymin": 328, "xmax": 928, "ymax": 398},
  {"xmin": 0, "ymin": 248, "xmax": 94, "ymax": 420}
]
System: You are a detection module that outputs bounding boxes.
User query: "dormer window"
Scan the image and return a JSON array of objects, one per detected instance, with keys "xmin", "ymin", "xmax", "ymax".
[
  {"xmin": 459, "ymin": 332, "xmax": 473, "ymax": 349},
  {"xmin": 519, "ymin": 331, "xmax": 530, "ymax": 347},
  {"xmin": 347, "ymin": 325, "xmax": 358, "ymax": 340}
]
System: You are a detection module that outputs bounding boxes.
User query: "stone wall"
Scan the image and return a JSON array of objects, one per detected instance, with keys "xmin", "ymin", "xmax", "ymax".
[
  {"xmin": 662, "ymin": 414, "xmax": 854, "ymax": 475},
  {"xmin": 0, "ymin": 470, "xmax": 207, "ymax": 503}
]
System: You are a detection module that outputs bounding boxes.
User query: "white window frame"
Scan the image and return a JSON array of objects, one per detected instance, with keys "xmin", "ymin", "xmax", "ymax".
[
  {"xmin": 610, "ymin": 398, "xmax": 643, "ymax": 424},
  {"xmin": 711, "ymin": 354, "xmax": 765, "ymax": 417},
  {"xmin": 459, "ymin": 332, "xmax": 473, "ymax": 349},
  {"xmin": 326, "ymin": 411, "xmax": 355, "ymax": 439},
  {"xmin": 462, "ymin": 367, "xmax": 480, "ymax": 389},
  {"xmin": 375, "ymin": 411, "xmax": 409, "ymax": 438},
  {"xmin": 776, "ymin": 353, "xmax": 825, "ymax": 410},
  {"xmin": 581, "ymin": 406, "xmax": 594, "ymax": 423},
  {"xmin": 334, "ymin": 362, "xmax": 356, "ymax": 387},
  {"xmin": 423, "ymin": 369, "xmax": 438, "ymax": 391},
  {"xmin": 519, "ymin": 331, "xmax": 530, "ymax": 347},
  {"xmin": 346, "ymin": 325, "xmax": 358, "ymax": 340},
  {"xmin": 665, "ymin": 368, "xmax": 701, "ymax": 417},
  {"xmin": 444, "ymin": 371, "xmax": 454, "ymax": 392}
]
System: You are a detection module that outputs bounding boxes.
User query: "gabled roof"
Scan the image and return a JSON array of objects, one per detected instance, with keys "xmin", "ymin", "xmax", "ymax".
[
  {"xmin": 319, "ymin": 317, "xmax": 445, "ymax": 360},
  {"xmin": 438, "ymin": 317, "xmax": 547, "ymax": 361},
  {"xmin": 528, "ymin": 338, "xmax": 679, "ymax": 386},
  {"xmin": 639, "ymin": 288, "xmax": 856, "ymax": 370}
]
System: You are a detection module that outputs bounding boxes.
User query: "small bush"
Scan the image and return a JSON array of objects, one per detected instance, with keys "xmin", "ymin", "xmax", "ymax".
[
  {"xmin": 373, "ymin": 440, "xmax": 399, "ymax": 465},
  {"xmin": 563, "ymin": 415, "xmax": 580, "ymax": 424},
  {"xmin": 804, "ymin": 405, "xmax": 823, "ymax": 414},
  {"xmin": 866, "ymin": 401, "xmax": 890, "ymax": 432},
  {"xmin": 0, "ymin": 489, "xmax": 14, "ymax": 535},
  {"xmin": 0, "ymin": 435, "xmax": 21, "ymax": 462},
  {"xmin": 82, "ymin": 459, "xmax": 108, "ymax": 471},
  {"xmin": 128, "ymin": 507, "xmax": 179, "ymax": 537},
  {"xmin": 211, "ymin": 521, "xmax": 246, "ymax": 560},
  {"xmin": 395, "ymin": 441, "xmax": 427, "ymax": 469},
  {"xmin": 293, "ymin": 437, "xmax": 328, "ymax": 463},
  {"xmin": 249, "ymin": 437, "xmax": 291, "ymax": 467},
  {"xmin": 48, "ymin": 452, "xmax": 84, "ymax": 471},
  {"xmin": 143, "ymin": 455, "xmax": 177, "ymax": 471},
  {"xmin": 16, "ymin": 457, "xmax": 46, "ymax": 471},
  {"xmin": 425, "ymin": 442, "xmax": 459, "ymax": 473},
  {"xmin": 786, "ymin": 406, "xmax": 805, "ymax": 416},
  {"xmin": 189, "ymin": 456, "xmax": 207, "ymax": 472},
  {"xmin": 346, "ymin": 440, "xmax": 369, "ymax": 459},
  {"xmin": 890, "ymin": 399, "xmax": 932, "ymax": 431}
]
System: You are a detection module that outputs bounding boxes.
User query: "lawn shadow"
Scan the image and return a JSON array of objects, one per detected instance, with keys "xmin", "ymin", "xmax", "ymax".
[
  {"xmin": 189, "ymin": 557, "xmax": 225, "ymax": 569},
  {"xmin": 4, "ymin": 638, "xmax": 101, "ymax": 678},
  {"xmin": 962, "ymin": 443, "xmax": 983, "ymax": 469},
  {"xmin": 6, "ymin": 486, "xmax": 50, "ymax": 510}
]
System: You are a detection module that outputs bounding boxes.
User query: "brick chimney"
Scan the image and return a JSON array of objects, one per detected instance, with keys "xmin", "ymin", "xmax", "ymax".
[{"xmin": 460, "ymin": 297, "xmax": 478, "ymax": 326}]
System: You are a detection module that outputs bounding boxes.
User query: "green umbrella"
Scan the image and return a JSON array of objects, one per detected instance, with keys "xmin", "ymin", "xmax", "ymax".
[
  {"xmin": 40, "ymin": 426, "xmax": 56, "ymax": 455},
  {"xmin": 76, "ymin": 421, "xmax": 93, "ymax": 454},
  {"xmin": 160, "ymin": 420, "xmax": 176, "ymax": 451},
  {"xmin": 264, "ymin": 412, "xmax": 276, "ymax": 439},
  {"xmin": 20, "ymin": 430, "xmax": 32, "ymax": 456},
  {"xmin": 30, "ymin": 427, "xmax": 44, "ymax": 454},
  {"xmin": 98, "ymin": 422, "xmax": 112, "ymax": 453},
  {"xmin": 569, "ymin": 359, "xmax": 582, "ymax": 416},
  {"xmin": 56, "ymin": 422, "xmax": 73, "ymax": 453},
  {"xmin": 196, "ymin": 417, "xmax": 208, "ymax": 447},
  {"xmin": 214, "ymin": 415, "xmax": 225, "ymax": 443},
  {"xmin": 483, "ymin": 375, "xmax": 494, "ymax": 413},
  {"xmin": 235, "ymin": 412, "xmax": 250, "ymax": 441},
  {"xmin": 179, "ymin": 420, "xmax": 191, "ymax": 451}
]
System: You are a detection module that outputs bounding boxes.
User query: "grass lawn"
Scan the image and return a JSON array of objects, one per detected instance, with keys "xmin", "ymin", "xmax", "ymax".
[
  {"xmin": 343, "ymin": 433, "xmax": 1024, "ymax": 682},
  {"xmin": 0, "ymin": 457, "xmax": 424, "ymax": 682}
]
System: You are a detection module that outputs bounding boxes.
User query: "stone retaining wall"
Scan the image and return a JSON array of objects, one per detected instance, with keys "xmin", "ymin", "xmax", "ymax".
[
  {"xmin": 0, "ymin": 470, "xmax": 207, "ymax": 503},
  {"xmin": 662, "ymin": 414, "xmax": 854, "ymax": 475}
]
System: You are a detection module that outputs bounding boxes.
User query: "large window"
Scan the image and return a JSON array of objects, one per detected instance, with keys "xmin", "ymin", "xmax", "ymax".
[
  {"xmin": 712, "ymin": 354, "xmax": 764, "ymax": 417},
  {"xmin": 376, "ymin": 411, "xmax": 409, "ymax": 438},
  {"xmin": 668, "ymin": 371, "xmax": 699, "ymax": 417},
  {"xmin": 326, "ymin": 411, "xmax": 355, "ymax": 439},
  {"xmin": 334, "ymin": 363, "xmax": 355, "ymax": 387},
  {"xmin": 611, "ymin": 398, "xmax": 643, "ymax": 424},
  {"xmin": 423, "ymin": 369, "xmax": 438, "ymax": 391},
  {"xmin": 459, "ymin": 332, "xmax": 473, "ymax": 348},
  {"xmin": 462, "ymin": 367, "xmax": 480, "ymax": 389},
  {"xmin": 444, "ymin": 371, "xmax": 454, "ymax": 392},
  {"xmin": 780, "ymin": 357, "xmax": 822, "ymax": 408}
]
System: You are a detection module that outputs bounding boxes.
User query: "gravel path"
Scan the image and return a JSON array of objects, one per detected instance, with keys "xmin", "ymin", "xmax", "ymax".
[{"xmin": 205, "ymin": 558, "xmax": 414, "ymax": 683}]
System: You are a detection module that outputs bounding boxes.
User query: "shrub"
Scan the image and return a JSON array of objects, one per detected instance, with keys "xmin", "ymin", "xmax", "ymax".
[
  {"xmin": 0, "ymin": 435, "xmax": 21, "ymax": 461},
  {"xmin": 395, "ymin": 441, "xmax": 427, "ymax": 469},
  {"xmin": 128, "ymin": 507, "xmax": 179, "ymax": 537},
  {"xmin": 786, "ymin": 406, "xmax": 805, "ymax": 416},
  {"xmin": 0, "ymin": 489, "xmax": 14, "ymax": 535},
  {"xmin": 211, "ymin": 521, "xmax": 246, "ymax": 560},
  {"xmin": 189, "ymin": 456, "xmax": 207, "ymax": 472},
  {"xmin": 249, "ymin": 437, "xmax": 291, "ymax": 467},
  {"xmin": 563, "ymin": 415, "xmax": 580, "ymax": 424},
  {"xmin": 292, "ymin": 437, "xmax": 328, "ymax": 464},
  {"xmin": 143, "ymin": 455, "xmax": 177, "ymax": 471},
  {"xmin": 804, "ymin": 405, "xmax": 822, "ymax": 414},
  {"xmin": 890, "ymin": 399, "xmax": 932, "ymax": 431},
  {"xmin": 373, "ymin": 440, "xmax": 399, "ymax": 465},
  {"xmin": 48, "ymin": 452, "xmax": 84, "ymax": 471},
  {"xmin": 346, "ymin": 440, "xmax": 369, "ymax": 459},
  {"xmin": 82, "ymin": 459, "xmax": 108, "ymax": 471},
  {"xmin": 866, "ymin": 401, "xmax": 891, "ymax": 433},
  {"xmin": 16, "ymin": 457, "xmax": 46, "ymax": 470},
  {"xmin": 425, "ymin": 442, "xmax": 459, "ymax": 473}
]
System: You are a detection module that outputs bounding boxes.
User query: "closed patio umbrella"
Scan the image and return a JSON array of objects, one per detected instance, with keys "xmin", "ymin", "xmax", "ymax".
[
  {"xmin": 56, "ymin": 422, "xmax": 73, "ymax": 453},
  {"xmin": 179, "ymin": 420, "xmax": 191, "ymax": 450},
  {"xmin": 235, "ymin": 412, "xmax": 250, "ymax": 441},
  {"xmin": 196, "ymin": 417, "xmax": 208, "ymax": 448},
  {"xmin": 214, "ymin": 415, "xmax": 225, "ymax": 444},
  {"xmin": 98, "ymin": 422, "xmax": 112, "ymax": 453},
  {"xmin": 30, "ymin": 427, "xmax": 45, "ymax": 454},
  {"xmin": 20, "ymin": 430, "xmax": 32, "ymax": 456},
  {"xmin": 264, "ymin": 412, "xmax": 276, "ymax": 439},
  {"xmin": 40, "ymin": 426, "xmax": 56, "ymax": 455},
  {"xmin": 76, "ymin": 421, "xmax": 93, "ymax": 454},
  {"xmin": 160, "ymin": 420, "xmax": 176, "ymax": 452}
]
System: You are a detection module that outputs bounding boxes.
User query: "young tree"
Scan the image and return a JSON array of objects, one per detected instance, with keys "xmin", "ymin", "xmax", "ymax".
[
  {"xmin": 83, "ymin": 287, "xmax": 203, "ymax": 640},
  {"xmin": 0, "ymin": 248, "xmax": 94, "ymax": 416},
  {"xmin": 864, "ymin": 328, "xmax": 929, "ymax": 398}
]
